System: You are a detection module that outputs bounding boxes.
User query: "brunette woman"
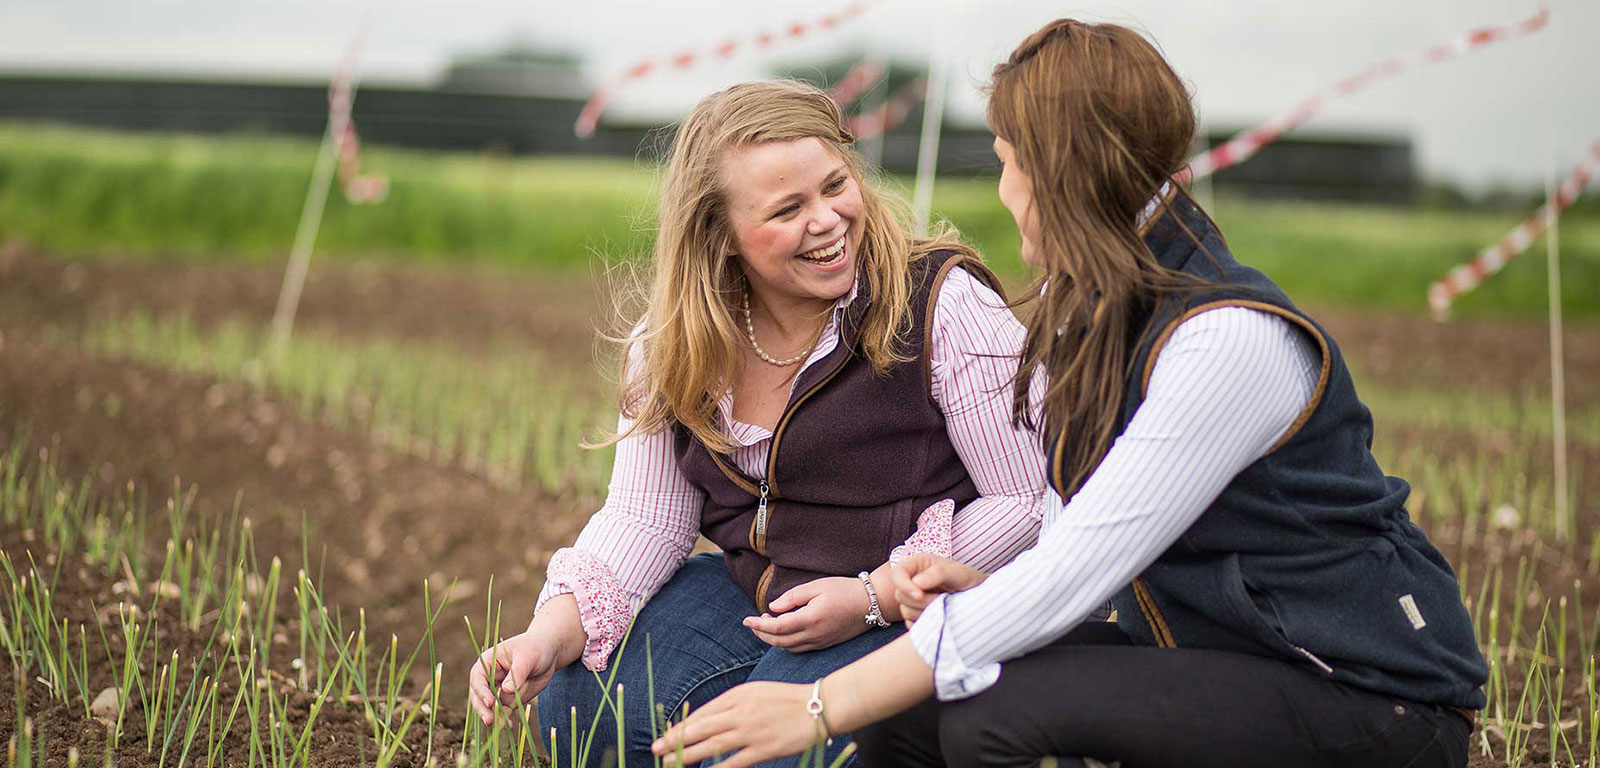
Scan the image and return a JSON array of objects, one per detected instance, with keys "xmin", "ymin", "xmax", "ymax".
[
  {"xmin": 467, "ymin": 81, "xmax": 1049, "ymax": 768},
  {"xmin": 651, "ymin": 20, "xmax": 1487, "ymax": 768}
]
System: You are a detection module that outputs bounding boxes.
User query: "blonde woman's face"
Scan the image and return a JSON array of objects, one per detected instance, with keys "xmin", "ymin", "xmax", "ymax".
[
  {"xmin": 994, "ymin": 137, "xmax": 1044, "ymax": 267},
  {"xmin": 722, "ymin": 138, "xmax": 864, "ymax": 311}
]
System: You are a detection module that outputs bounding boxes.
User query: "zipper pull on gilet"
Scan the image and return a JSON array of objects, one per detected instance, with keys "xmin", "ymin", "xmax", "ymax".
[{"xmin": 756, "ymin": 480, "xmax": 770, "ymax": 537}]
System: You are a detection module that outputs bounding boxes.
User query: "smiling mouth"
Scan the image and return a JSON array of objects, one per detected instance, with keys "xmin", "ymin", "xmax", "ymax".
[{"xmin": 798, "ymin": 235, "xmax": 847, "ymax": 266}]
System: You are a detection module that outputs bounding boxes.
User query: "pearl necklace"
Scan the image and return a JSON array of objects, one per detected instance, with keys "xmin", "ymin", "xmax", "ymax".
[{"xmin": 742, "ymin": 291, "xmax": 815, "ymax": 367}]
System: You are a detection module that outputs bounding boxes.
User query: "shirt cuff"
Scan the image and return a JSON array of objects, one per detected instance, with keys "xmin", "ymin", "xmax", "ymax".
[
  {"xmin": 538, "ymin": 548, "xmax": 634, "ymax": 672},
  {"xmin": 908, "ymin": 593, "xmax": 1001, "ymax": 700},
  {"xmin": 890, "ymin": 499, "xmax": 956, "ymax": 564}
]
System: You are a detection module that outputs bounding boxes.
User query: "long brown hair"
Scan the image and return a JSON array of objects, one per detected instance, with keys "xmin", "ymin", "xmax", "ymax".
[
  {"xmin": 609, "ymin": 80, "xmax": 975, "ymax": 452},
  {"xmin": 990, "ymin": 20, "xmax": 1205, "ymax": 495}
]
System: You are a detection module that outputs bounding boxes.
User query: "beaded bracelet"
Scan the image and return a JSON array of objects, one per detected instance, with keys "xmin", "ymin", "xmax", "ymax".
[{"xmin": 858, "ymin": 571, "xmax": 890, "ymax": 628}]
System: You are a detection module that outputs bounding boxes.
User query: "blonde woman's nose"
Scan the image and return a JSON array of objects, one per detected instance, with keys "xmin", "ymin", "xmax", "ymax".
[{"xmin": 807, "ymin": 205, "xmax": 841, "ymax": 234}]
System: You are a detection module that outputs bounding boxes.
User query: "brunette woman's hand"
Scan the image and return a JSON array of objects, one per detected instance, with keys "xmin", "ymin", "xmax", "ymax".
[
  {"xmin": 651, "ymin": 681, "xmax": 821, "ymax": 768},
  {"xmin": 743, "ymin": 576, "xmax": 870, "ymax": 652},
  {"xmin": 891, "ymin": 554, "xmax": 988, "ymax": 624}
]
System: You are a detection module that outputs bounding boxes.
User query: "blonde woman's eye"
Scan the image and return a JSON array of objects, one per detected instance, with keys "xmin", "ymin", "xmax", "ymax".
[{"xmin": 825, "ymin": 178, "xmax": 846, "ymax": 194}]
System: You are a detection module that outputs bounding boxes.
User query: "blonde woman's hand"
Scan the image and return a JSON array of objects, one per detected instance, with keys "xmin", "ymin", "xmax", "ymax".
[
  {"xmin": 468, "ymin": 630, "xmax": 563, "ymax": 725},
  {"xmin": 890, "ymin": 554, "xmax": 988, "ymax": 625},
  {"xmin": 651, "ymin": 681, "xmax": 821, "ymax": 768},
  {"xmin": 743, "ymin": 576, "xmax": 871, "ymax": 652}
]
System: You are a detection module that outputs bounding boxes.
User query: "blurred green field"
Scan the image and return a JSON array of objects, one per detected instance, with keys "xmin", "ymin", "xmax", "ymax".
[{"xmin": 2, "ymin": 121, "xmax": 1597, "ymax": 319}]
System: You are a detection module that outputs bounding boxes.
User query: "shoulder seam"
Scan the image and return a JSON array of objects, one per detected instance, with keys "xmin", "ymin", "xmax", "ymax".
[{"xmin": 1139, "ymin": 299, "xmax": 1331, "ymax": 455}]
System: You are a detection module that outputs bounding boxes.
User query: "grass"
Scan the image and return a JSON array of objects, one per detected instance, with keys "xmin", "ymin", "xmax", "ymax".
[
  {"xmin": 0, "ymin": 122, "xmax": 659, "ymax": 271},
  {"xmin": 3, "ymin": 121, "xmax": 1599, "ymax": 320},
  {"xmin": 1210, "ymin": 198, "xmax": 1600, "ymax": 320}
]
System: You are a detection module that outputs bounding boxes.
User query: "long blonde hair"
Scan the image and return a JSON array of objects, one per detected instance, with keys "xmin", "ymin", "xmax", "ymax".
[{"xmin": 611, "ymin": 80, "xmax": 974, "ymax": 452}]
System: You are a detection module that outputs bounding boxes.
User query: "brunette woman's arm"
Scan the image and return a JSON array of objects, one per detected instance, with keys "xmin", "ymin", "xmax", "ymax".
[{"xmin": 910, "ymin": 307, "xmax": 1318, "ymax": 699}]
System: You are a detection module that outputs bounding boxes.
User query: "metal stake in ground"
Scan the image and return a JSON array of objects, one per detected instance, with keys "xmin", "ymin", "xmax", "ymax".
[
  {"xmin": 911, "ymin": 6, "xmax": 951, "ymax": 237},
  {"xmin": 860, "ymin": 54, "xmax": 888, "ymax": 168},
  {"xmin": 270, "ymin": 127, "xmax": 339, "ymax": 354},
  {"xmin": 1545, "ymin": 132, "xmax": 1569, "ymax": 541},
  {"xmin": 271, "ymin": 25, "xmax": 382, "ymax": 353},
  {"xmin": 1192, "ymin": 117, "xmax": 1216, "ymax": 214}
]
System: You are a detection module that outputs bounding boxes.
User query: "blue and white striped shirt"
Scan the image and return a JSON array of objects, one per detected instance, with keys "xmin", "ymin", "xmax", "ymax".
[{"xmin": 908, "ymin": 306, "xmax": 1322, "ymax": 700}]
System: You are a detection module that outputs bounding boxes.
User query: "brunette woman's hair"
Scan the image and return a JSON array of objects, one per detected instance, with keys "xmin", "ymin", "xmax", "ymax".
[
  {"xmin": 601, "ymin": 80, "xmax": 976, "ymax": 452},
  {"xmin": 990, "ymin": 19, "xmax": 1207, "ymax": 495}
]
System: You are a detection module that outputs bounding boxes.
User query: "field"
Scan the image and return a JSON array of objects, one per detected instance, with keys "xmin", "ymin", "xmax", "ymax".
[{"xmin": 1, "ymin": 123, "xmax": 1599, "ymax": 766}]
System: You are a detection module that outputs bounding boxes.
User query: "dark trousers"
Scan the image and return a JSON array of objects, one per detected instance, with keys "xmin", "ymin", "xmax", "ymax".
[{"xmin": 853, "ymin": 623, "xmax": 1472, "ymax": 768}]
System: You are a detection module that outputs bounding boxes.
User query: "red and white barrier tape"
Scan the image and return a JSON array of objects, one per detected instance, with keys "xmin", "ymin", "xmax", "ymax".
[
  {"xmin": 328, "ymin": 28, "xmax": 388, "ymax": 204},
  {"xmin": 828, "ymin": 59, "xmax": 884, "ymax": 108},
  {"xmin": 1427, "ymin": 137, "xmax": 1600, "ymax": 318},
  {"xmin": 845, "ymin": 77, "xmax": 925, "ymax": 140},
  {"xmin": 1185, "ymin": 6, "xmax": 1549, "ymax": 181},
  {"xmin": 575, "ymin": 0, "xmax": 871, "ymax": 138}
]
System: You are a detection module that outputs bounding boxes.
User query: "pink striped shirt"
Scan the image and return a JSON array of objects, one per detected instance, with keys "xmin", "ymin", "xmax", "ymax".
[{"xmin": 538, "ymin": 267, "xmax": 1048, "ymax": 670}]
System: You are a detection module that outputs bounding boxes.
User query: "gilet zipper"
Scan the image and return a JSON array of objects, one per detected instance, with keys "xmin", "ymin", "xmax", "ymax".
[
  {"xmin": 748, "ymin": 343, "xmax": 853, "ymax": 609},
  {"xmin": 754, "ymin": 480, "xmax": 770, "ymax": 549}
]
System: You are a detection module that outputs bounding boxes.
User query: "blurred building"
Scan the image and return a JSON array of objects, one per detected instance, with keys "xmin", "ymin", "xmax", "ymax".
[
  {"xmin": 436, "ymin": 44, "xmax": 590, "ymax": 100},
  {"xmin": 1202, "ymin": 128, "xmax": 1416, "ymax": 205}
]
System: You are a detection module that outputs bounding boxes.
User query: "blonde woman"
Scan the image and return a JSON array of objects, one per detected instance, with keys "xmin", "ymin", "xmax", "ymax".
[{"xmin": 467, "ymin": 81, "xmax": 1048, "ymax": 768}]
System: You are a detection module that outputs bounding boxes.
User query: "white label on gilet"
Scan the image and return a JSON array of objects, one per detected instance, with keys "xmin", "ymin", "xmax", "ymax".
[{"xmin": 1399, "ymin": 594, "xmax": 1427, "ymax": 630}]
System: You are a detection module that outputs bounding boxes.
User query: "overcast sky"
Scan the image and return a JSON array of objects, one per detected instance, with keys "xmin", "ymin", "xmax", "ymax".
[{"xmin": 3, "ymin": 0, "xmax": 1596, "ymax": 192}]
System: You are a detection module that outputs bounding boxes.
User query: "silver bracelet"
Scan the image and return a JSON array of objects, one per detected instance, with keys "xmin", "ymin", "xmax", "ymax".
[
  {"xmin": 806, "ymin": 679, "xmax": 834, "ymax": 745},
  {"xmin": 858, "ymin": 571, "xmax": 890, "ymax": 628}
]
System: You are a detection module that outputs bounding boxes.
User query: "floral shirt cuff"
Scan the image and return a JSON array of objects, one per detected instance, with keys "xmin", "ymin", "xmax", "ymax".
[
  {"xmin": 537, "ymin": 548, "xmax": 634, "ymax": 672},
  {"xmin": 890, "ymin": 499, "xmax": 955, "ymax": 564}
]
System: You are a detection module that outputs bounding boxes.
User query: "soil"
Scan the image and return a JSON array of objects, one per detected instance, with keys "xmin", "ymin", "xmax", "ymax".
[
  {"xmin": 2, "ymin": 245, "xmax": 1599, "ymax": 766},
  {"xmin": 0, "ymin": 526, "xmax": 483, "ymax": 768},
  {"xmin": 1316, "ymin": 304, "xmax": 1600, "ymax": 410}
]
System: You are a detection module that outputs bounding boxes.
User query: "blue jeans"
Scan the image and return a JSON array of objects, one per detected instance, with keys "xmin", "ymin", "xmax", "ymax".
[{"xmin": 539, "ymin": 553, "xmax": 905, "ymax": 768}]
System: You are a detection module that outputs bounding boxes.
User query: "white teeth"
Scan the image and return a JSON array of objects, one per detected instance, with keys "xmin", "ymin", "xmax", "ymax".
[{"xmin": 800, "ymin": 237, "xmax": 845, "ymax": 263}]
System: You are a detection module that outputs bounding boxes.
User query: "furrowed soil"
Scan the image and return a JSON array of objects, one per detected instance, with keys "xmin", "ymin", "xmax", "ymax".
[
  {"xmin": 0, "ymin": 248, "xmax": 599, "ymax": 734},
  {"xmin": 3, "ymin": 246, "xmax": 1599, "ymax": 766}
]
